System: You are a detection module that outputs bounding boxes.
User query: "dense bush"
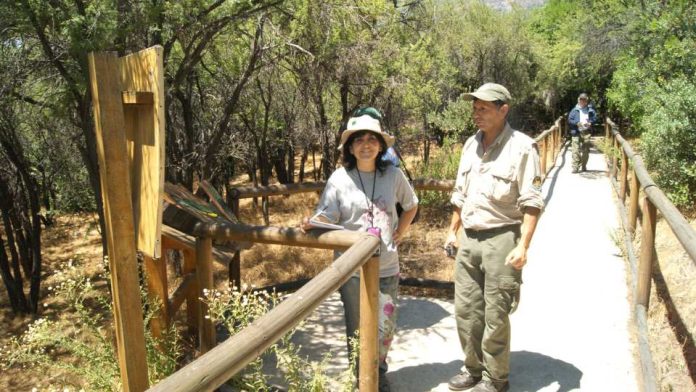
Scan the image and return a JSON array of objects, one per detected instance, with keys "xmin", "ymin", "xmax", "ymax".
[{"xmin": 638, "ymin": 78, "xmax": 696, "ymax": 209}]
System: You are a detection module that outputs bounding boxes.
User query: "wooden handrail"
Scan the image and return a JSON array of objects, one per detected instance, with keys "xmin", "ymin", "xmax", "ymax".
[
  {"xmin": 194, "ymin": 221, "xmax": 368, "ymax": 250},
  {"xmin": 148, "ymin": 232, "xmax": 380, "ymax": 392},
  {"xmin": 606, "ymin": 119, "xmax": 696, "ymax": 263},
  {"xmin": 604, "ymin": 117, "xmax": 696, "ymax": 392},
  {"xmin": 226, "ymin": 119, "xmax": 565, "ymax": 203}
]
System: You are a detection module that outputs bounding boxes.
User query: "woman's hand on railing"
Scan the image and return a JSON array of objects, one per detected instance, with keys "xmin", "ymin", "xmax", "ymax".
[{"xmin": 298, "ymin": 217, "xmax": 312, "ymax": 233}]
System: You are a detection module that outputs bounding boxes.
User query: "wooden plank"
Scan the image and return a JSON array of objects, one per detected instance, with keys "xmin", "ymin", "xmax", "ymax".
[
  {"xmin": 629, "ymin": 170, "xmax": 639, "ymax": 233},
  {"xmin": 636, "ymin": 197, "xmax": 657, "ymax": 308},
  {"xmin": 227, "ymin": 179, "xmax": 454, "ymax": 200},
  {"xmin": 183, "ymin": 248, "xmax": 199, "ymax": 336},
  {"xmin": 635, "ymin": 304, "xmax": 659, "ymax": 392},
  {"xmin": 620, "ymin": 149, "xmax": 628, "ymax": 202},
  {"xmin": 198, "ymin": 180, "xmax": 239, "ymax": 223},
  {"xmin": 144, "ymin": 254, "xmax": 170, "ymax": 340},
  {"xmin": 161, "ymin": 224, "xmax": 238, "ymax": 265},
  {"xmin": 539, "ymin": 137, "xmax": 547, "ymax": 178},
  {"xmin": 169, "ymin": 272, "xmax": 196, "ymax": 314},
  {"xmin": 196, "ymin": 237, "xmax": 216, "ymax": 353},
  {"xmin": 359, "ymin": 255, "xmax": 380, "ymax": 392},
  {"xmin": 122, "ymin": 91, "xmax": 154, "ymax": 105},
  {"xmin": 120, "ymin": 46, "xmax": 165, "ymax": 260},
  {"xmin": 88, "ymin": 51, "xmax": 149, "ymax": 392}
]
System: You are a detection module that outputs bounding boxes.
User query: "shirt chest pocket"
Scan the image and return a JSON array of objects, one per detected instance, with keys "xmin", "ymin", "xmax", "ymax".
[
  {"xmin": 487, "ymin": 164, "xmax": 517, "ymax": 203},
  {"xmin": 457, "ymin": 161, "xmax": 473, "ymax": 196}
]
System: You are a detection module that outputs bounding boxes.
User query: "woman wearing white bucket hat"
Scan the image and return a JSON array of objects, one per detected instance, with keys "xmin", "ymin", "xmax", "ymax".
[{"xmin": 301, "ymin": 107, "xmax": 418, "ymax": 391}]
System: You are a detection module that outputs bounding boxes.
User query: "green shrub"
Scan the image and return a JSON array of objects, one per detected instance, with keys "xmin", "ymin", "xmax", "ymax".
[
  {"xmin": 0, "ymin": 258, "xmax": 181, "ymax": 391},
  {"xmin": 638, "ymin": 77, "xmax": 696, "ymax": 209},
  {"xmin": 415, "ymin": 135, "xmax": 462, "ymax": 208},
  {"xmin": 202, "ymin": 284, "xmax": 357, "ymax": 391}
]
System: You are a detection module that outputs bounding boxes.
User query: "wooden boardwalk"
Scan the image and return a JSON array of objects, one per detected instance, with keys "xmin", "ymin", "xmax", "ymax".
[{"xmin": 265, "ymin": 141, "xmax": 639, "ymax": 391}]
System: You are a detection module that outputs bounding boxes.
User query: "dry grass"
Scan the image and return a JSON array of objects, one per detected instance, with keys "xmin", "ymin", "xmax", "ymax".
[
  {"xmin": 640, "ymin": 218, "xmax": 696, "ymax": 392},
  {"xmin": 0, "ymin": 213, "xmax": 105, "ymax": 391}
]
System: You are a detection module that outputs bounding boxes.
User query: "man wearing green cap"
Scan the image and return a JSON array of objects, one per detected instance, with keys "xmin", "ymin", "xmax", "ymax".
[{"xmin": 444, "ymin": 83, "xmax": 544, "ymax": 392}]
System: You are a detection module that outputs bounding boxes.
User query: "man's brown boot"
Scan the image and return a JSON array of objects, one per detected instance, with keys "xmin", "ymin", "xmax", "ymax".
[
  {"xmin": 448, "ymin": 371, "xmax": 482, "ymax": 391},
  {"xmin": 471, "ymin": 379, "xmax": 510, "ymax": 392}
]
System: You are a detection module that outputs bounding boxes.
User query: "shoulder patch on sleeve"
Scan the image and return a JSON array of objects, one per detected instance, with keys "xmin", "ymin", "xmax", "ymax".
[{"xmin": 532, "ymin": 176, "xmax": 542, "ymax": 188}]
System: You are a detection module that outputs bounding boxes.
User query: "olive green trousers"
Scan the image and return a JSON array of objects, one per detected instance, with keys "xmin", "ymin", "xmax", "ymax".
[
  {"xmin": 571, "ymin": 133, "xmax": 590, "ymax": 172},
  {"xmin": 454, "ymin": 225, "xmax": 522, "ymax": 383}
]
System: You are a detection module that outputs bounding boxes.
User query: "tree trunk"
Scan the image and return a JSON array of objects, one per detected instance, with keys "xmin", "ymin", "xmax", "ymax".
[
  {"xmin": 0, "ymin": 233, "xmax": 28, "ymax": 313},
  {"xmin": 286, "ymin": 142, "xmax": 295, "ymax": 184},
  {"xmin": 422, "ymin": 116, "xmax": 431, "ymax": 165},
  {"xmin": 299, "ymin": 148, "xmax": 308, "ymax": 183},
  {"xmin": 273, "ymin": 148, "xmax": 289, "ymax": 184}
]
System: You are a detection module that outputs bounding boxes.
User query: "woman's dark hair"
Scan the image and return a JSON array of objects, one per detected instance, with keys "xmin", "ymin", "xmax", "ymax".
[{"xmin": 342, "ymin": 130, "xmax": 392, "ymax": 173}]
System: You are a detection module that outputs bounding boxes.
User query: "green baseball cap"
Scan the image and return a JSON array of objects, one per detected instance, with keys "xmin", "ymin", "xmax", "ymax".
[{"xmin": 462, "ymin": 83, "xmax": 512, "ymax": 103}]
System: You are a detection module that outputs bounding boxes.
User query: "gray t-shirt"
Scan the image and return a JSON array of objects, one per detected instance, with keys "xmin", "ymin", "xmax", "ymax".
[{"xmin": 316, "ymin": 165, "xmax": 419, "ymax": 277}]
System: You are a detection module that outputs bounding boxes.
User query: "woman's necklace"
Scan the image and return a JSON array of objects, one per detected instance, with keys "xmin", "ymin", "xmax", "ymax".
[{"xmin": 356, "ymin": 169, "xmax": 377, "ymax": 227}]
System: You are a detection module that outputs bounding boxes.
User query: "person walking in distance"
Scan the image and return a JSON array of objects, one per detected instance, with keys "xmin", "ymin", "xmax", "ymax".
[
  {"xmin": 567, "ymin": 92, "xmax": 596, "ymax": 173},
  {"xmin": 444, "ymin": 83, "xmax": 544, "ymax": 392}
]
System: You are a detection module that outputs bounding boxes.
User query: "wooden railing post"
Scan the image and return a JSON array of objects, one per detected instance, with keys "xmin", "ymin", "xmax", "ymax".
[
  {"xmin": 620, "ymin": 149, "xmax": 629, "ymax": 202},
  {"xmin": 605, "ymin": 119, "xmax": 610, "ymax": 140},
  {"xmin": 359, "ymin": 255, "xmax": 380, "ymax": 392},
  {"xmin": 196, "ymin": 236, "xmax": 216, "ymax": 353},
  {"xmin": 262, "ymin": 197, "xmax": 270, "ymax": 225},
  {"xmin": 539, "ymin": 136, "xmax": 547, "ymax": 177},
  {"xmin": 183, "ymin": 248, "xmax": 199, "ymax": 336},
  {"xmin": 88, "ymin": 51, "xmax": 149, "ymax": 392},
  {"xmin": 230, "ymin": 251, "xmax": 241, "ymax": 289},
  {"xmin": 629, "ymin": 170, "xmax": 640, "ymax": 234},
  {"xmin": 636, "ymin": 197, "xmax": 657, "ymax": 308},
  {"xmin": 144, "ymin": 254, "xmax": 170, "ymax": 340},
  {"xmin": 612, "ymin": 137, "xmax": 619, "ymax": 180}
]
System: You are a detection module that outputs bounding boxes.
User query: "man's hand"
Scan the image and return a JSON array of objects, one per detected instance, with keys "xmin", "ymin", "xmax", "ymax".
[
  {"xmin": 444, "ymin": 231, "xmax": 457, "ymax": 252},
  {"xmin": 505, "ymin": 245, "xmax": 527, "ymax": 270}
]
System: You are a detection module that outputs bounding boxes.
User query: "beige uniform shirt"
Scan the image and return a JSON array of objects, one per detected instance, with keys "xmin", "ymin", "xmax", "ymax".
[{"xmin": 450, "ymin": 123, "xmax": 544, "ymax": 230}]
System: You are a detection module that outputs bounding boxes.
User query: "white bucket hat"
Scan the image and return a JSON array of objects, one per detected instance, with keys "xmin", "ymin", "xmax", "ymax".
[{"xmin": 338, "ymin": 114, "xmax": 395, "ymax": 150}]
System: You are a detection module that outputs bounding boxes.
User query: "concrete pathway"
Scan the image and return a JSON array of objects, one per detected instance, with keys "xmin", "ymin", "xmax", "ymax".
[{"xmin": 268, "ymin": 141, "xmax": 639, "ymax": 391}]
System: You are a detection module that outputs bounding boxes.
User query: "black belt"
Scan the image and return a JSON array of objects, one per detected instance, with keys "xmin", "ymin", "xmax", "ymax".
[{"xmin": 464, "ymin": 224, "xmax": 520, "ymax": 239}]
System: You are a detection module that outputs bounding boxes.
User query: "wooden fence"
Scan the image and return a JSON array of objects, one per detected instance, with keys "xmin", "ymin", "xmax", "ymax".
[
  {"xmin": 149, "ymin": 226, "xmax": 381, "ymax": 391},
  {"xmin": 604, "ymin": 118, "xmax": 696, "ymax": 392}
]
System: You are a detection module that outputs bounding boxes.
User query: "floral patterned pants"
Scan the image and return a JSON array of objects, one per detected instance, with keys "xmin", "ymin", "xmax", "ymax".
[{"xmin": 339, "ymin": 274, "xmax": 399, "ymax": 374}]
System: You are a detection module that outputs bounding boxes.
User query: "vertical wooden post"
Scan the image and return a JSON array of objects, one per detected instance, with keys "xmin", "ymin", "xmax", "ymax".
[
  {"xmin": 539, "ymin": 137, "xmax": 547, "ymax": 178},
  {"xmin": 231, "ymin": 198, "xmax": 240, "ymax": 219},
  {"xmin": 359, "ymin": 256, "xmax": 380, "ymax": 392},
  {"xmin": 629, "ymin": 170, "xmax": 640, "ymax": 234},
  {"xmin": 144, "ymin": 255, "xmax": 170, "ymax": 339},
  {"xmin": 229, "ymin": 251, "xmax": 241, "ymax": 289},
  {"xmin": 548, "ymin": 133, "xmax": 554, "ymax": 169},
  {"xmin": 183, "ymin": 248, "xmax": 199, "ymax": 336},
  {"xmin": 619, "ymin": 149, "xmax": 629, "ymax": 203},
  {"xmin": 611, "ymin": 137, "xmax": 619, "ymax": 180},
  {"xmin": 196, "ymin": 237, "xmax": 216, "ymax": 353},
  {"xmin": 262, "ymin": 197, "xmax": 270, "ymax": 225},
  {"xmin": 636, "ymin": 197, "xmax": 657, "ymax": 308},
  {"xmin": 605, "ymin": 119, "xmax": 610, "ymax": 141},
  {"xmin": 88, "ymin": 52, "xmax": 149, "ymax": 392}
]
